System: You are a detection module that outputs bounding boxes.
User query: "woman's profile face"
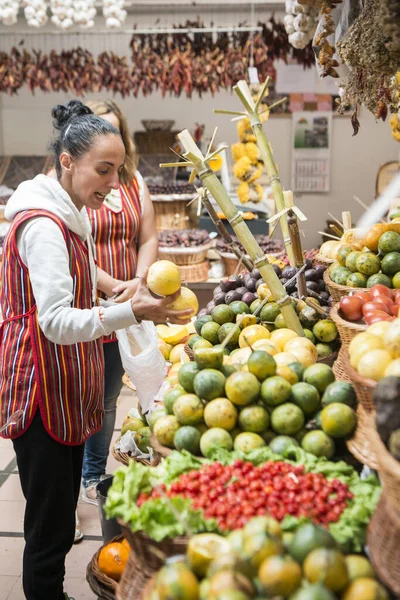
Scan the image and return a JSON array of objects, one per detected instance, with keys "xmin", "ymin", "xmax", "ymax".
[{"xmin": 64, "ymin": 133, "xmax": 125, "ymax": 211}]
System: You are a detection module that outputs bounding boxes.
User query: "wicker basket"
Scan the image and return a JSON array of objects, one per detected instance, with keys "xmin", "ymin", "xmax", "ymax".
[
  {"xmin": 371, "ymin": 420, "xmax": 400, "ymax": 512},
  {"xmin": 112, "ymin": 439, "xmax": 162, "ymax": 467},
  {"xmin": 86, "ymin": 535, "xmax": 122, "ymax": 600},
  {"xmin": 368, "ymin": 493, "xmax": 400, "ymax": 597},
  {"xmin": 219, "ymin": 251, "xmax": 244, "ymax": 276},
  {"xmin": 150, "ymin": 432, "xmax": 172, "ymax": 458},
  {"xmin": 177, "ymin": 260, "xmax": 210, "ymax": 283},
  {"xmin": 119, "ymin": 523, "xmax": 189, "ymax": 580},
  {"xmin": 323, "ymin": 270, "xmax": 368, "ymax": 303},
  {"xmin": 140, "ymin": 576, "xmax": 157, "ymax": 599},
  {"xmin": 332, "ymin": 346, "xmax": 352, "ymax": 383},
  {"xmin": 346, "ymin": 403, "xmax": 379, "ymax": 470},
  {"xmin": 342, "ymin": 352, "xmax": 376, "ymax": 413},
  {"xmin": 330, "ymin": 303, "xmax": 367, "ymax": 348},
  {"xmin": 317, "ymin": 349, "xmax": 339, "ymax": 367},
  {"xmin": 153, "ymin": 199, "xmax": 190, "ymax": 232},
  {"xmin": 116, "ymin": 546, "xmax": 151, "ymax": 600},
  {"xmin": 158, "ymin": 242, "xmax": 211, "ymax": 266}
]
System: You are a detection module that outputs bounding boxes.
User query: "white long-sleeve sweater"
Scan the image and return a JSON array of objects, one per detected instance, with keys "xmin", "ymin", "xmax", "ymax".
[{"xmin": 5, "ymin": 174, "xmax": 137, "ymax": 345}]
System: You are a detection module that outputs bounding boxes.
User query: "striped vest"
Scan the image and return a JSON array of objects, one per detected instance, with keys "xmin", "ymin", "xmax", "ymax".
[
  {"xmin": 0, "ymin": 210, "xmax": 104, "ymax": 445},
  {"xmin": 87, "ymin": 179, "xmax": 142, "ymax": 342}
]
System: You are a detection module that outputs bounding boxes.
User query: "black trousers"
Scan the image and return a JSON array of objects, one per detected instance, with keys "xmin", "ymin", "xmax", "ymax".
[{"xmin": 12, "ymin": 411, "xmax": 84, "ymax": 600}]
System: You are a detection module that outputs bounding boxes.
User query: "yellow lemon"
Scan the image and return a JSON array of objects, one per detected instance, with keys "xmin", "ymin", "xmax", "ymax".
[
  {"xmin": 349, "ymin": 336, "xmax": 385, "ymax": 370},
  {"xmin": 239, "ymin": 324, "xmax": 271, "ymax": 348},
  {"xmin": 270, "ymin": 328, "xmax": 299, "ymax": 352},
  {"xmin": 367, "ymin": 320, "xmax": 391, "ymax": 339},
  {"xmin": 349, "ymin": 332, "xmax": 381, "ymax": 358},
  {"xmin": 284, "ymin": 337, "xmax": 318, "ymax": 360},
  {"xmin": 357, "ymin": 349, "xmax": 393, "ymax": 380},
  {"xmin": 274, "ymin": 352, "xmax": 298, "ymax": 367},
  {"xmin": 384, "ymin": 319, "xmax": 400, "ymax": 358},
  {"xmin": 384, "ymin": 358, "xmax": 400, "ymax": 377},
  {"xmin": 169, "ymin": 344, "xmax": 189, "ymax": 365},
  {"xmin": 252, "ymin": 339, "xmax": 279, "ymax": 356}
]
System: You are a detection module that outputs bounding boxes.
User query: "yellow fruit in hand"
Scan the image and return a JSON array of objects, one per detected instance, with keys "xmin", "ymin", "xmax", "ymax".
[
  {"xmin": 167, "ymin": 287, "xmax": 199, "ymax": 320},
  {"xmin": 274, "ymin": 352, "xmax": 298, "ymax": 367},
  {"xmin": 270, "ymin": 329, "xmax": 299, "ymax": 352},
  {"xmin": 147, "ymin": 260, "xmax": 181, "ymax": 296},
  {"xmin": 357, "ymin": 349, "xmax": 393, "ymax": 380},
  {"xmin": 239, "ymin": 324, "xmax": 271, "ymax": 348},
  {"xmin": 169, "ymin": 344, "xmax": 189, "ymax": 365},
  {"xmin": 285, "ymin": 337, "xmax": 318, "ymax": 360}
]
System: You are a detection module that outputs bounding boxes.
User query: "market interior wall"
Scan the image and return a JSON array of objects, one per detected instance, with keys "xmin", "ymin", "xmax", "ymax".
[{"xmin": 1, "ymin": 88, "xmax": 399, "ymax": 248}]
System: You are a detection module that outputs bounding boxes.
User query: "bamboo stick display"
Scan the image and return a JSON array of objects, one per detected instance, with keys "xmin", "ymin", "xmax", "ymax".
[
  {"xmin": 284, "ymin": 191, "xmax": 307, "ymax": 299},
  {"xmin": 200, "ymin": 189, "xmax": 254, "ymax": 272},
  {"xmin": 162, "ymin": 130, "xmax": 304, "ymax": 336},
  {"xmin": 215, "ymin": 78, "xmax": 295, "ymax": 266}
]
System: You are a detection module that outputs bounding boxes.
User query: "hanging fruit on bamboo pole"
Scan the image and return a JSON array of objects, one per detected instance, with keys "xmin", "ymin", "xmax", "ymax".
[{"xmin": 160, "ymin": 129, "xmax": 304, "ymax": 336}]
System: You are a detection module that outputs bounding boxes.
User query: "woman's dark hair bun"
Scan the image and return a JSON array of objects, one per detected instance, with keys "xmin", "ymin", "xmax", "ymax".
[{"xmin": 51, "ymin": 100, "xmax": 94, "ymax": 131}]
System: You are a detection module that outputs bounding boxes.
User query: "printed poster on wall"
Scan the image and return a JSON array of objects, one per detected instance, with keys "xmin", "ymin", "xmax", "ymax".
[{"xmin": 291, "ymin": 112, "xmax": 332, "ymax": 193}]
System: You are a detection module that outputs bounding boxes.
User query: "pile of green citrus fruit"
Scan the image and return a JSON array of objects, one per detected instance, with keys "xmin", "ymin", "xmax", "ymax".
[
  {"xmin": 151, "ymin": 345, "xmax": 357, "ymax": 460},
  {"xmin": 152, "ymin": 520, "xmax": 388, "ymax": 600},
  {"xmin": 329, "ymin": 229, "xmax": 400, "ymax": 289}
]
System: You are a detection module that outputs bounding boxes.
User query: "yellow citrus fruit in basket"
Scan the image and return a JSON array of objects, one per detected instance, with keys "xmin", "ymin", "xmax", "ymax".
[
  {"xmin": 285, "ymin": 337, "xmax": 318, "ymax": 360},
  {"xmin": 357, "ymin": 349, "xmax": 393, "ymax": 380},
  {"xmin": 367, "ymin": 320, "xmax": 391, "ymax": 339},
  {"xmin": 342, "ymin": 578, "xmax": 389, "ymax": 600},
  {"xmin": 187, "ymin": 533, "xmax": 231, "ymax": 577},
  {"xmin": 270, "ymin": 329, "xmax": 299, "ymax": 352},
  {"xmin": 167, "ymin": 287, "xmax": 199, "ymax": 320},
  {"xmin": 274, "ymin": 352, "xmax": 298, "ymax": 368},
  {"xmin": 349, "ymin": 334, "xmax": 385, "ymax": 370},
  {"xmin": 147, "ymin": 260, "xmax": 181, "ymax": 296},
  {"xmin": 384, "ymin": 319, "xmax": 400, "ymax": 358},
  {"xmin": 239, "ymin": 324, "xmax": 271, "ymax": 348},
  {"xmin": 156, "ymin": 561, "xmax": 199, "ymax": 600},
  {"xmin": 384, "ymin": 358, "xmax": 400, "ymax": 376},
  {"xmin": 252, "ymin": 339, "xmax": 279, "ymax": 355}
]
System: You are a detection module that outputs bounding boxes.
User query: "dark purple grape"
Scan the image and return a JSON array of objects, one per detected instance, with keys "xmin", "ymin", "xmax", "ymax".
[
  {"xmin": 272, "ymin": 264, "xmax": 282, "ymax": 277},
  {"xmin": 305, "ymin": 269, "xmax": 318, "ymax": 281},
  {"xmin": 314, "ymin": 265, "xmax": 326, "ymax": 277},
  {"xmin": 242, "ymin": 292, "xmax": 256, "ymax": 305},
  {"xmin": 214, "ymin": 292, "xmax": 227, "ymax": 305},
  {"xmin": 304, "ymin": 259, "xmax": 313, "ymax": 270},
  {"xmin": 306, "ymin": 282, "xmax": 319, "ymax": 293},
  {"xmin": 225, "ymin": 290, "xmax": 242, "ymax": 304},
  {"xmin": 282, "ymin": 266, "xmax": 297, "ymax": 280},
  {"xmin": 213, "ymin": 285, "xmax": 222, "ymax": 298},
  {"xmin": 207, "ymin": 300, "xmax": 216, "ymax": 312},
  {"xmin": 243, "ymin": 274, "xmax": 257, "ymax": 292},
  {"xmin": 251, "ymin": 268, "xmax": 261, "ymax": 280}
]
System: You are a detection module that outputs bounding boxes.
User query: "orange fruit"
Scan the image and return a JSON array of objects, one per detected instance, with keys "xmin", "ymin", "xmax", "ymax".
[{"xmin": 98, "ymin": 541, "xmax": 130, "ymax": 581}]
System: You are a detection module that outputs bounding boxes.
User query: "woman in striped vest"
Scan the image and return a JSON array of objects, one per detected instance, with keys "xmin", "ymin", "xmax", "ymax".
[
  {"xmin": 80, "ymin": 100, "xmax": 159, "ymax": 505},
  {"xmin": 0, "ymin": 100, "xmax": 189, "ymax": 600}
]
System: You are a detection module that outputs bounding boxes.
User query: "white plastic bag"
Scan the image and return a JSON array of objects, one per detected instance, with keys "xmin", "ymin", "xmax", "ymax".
[{"xmin": 116, "ymin": 321, "xmax": 168, "ymax": 414}]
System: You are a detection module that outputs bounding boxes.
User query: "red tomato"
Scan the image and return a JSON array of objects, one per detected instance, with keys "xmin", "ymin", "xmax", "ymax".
[
  {"xmin": 339, "ymin": 296, "xmax": 364, "ymax": 321},
  {"xmin": 374, "ymin": 295, "xmax": 394, "ymax": 310},
  {"xmin": 364, "ymin": 310, "xmax": 395, "ymax": 325},
  {"xmin": 362, "ymin": 301, "xmax": 390, "ymax": 316},
  {"xmin": 394, "ymin": 289, "xmax": 400, "ymax": 304},
  {"xmin": 351, "ymin": 291, "xmax": 370, "ymax": 303},
  {"xmin": 369, "ymin": 284, "xmax": 393, "ymax": 299},
  {"xmin": 392, "ymin": 305, "xmax": 400, "ymax": 317}
]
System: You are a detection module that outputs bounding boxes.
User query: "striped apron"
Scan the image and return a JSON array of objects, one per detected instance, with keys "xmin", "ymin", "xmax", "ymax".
[
  {"xmin": 87, "ymin": 180, "xmax": 142, "ymax": 342},
  {"xmin": 0, "ymin": 210, "xmax": 104, "ymax": 445}
]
